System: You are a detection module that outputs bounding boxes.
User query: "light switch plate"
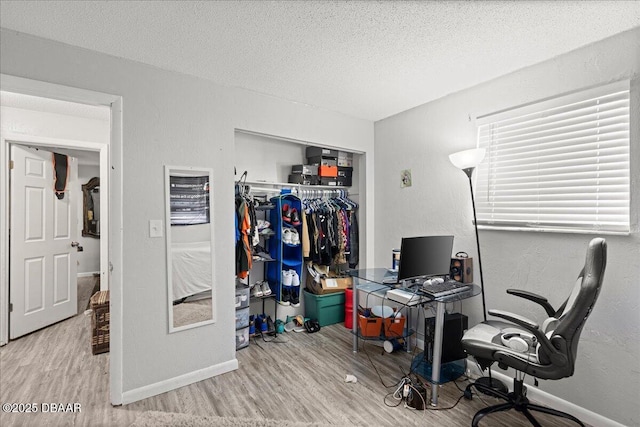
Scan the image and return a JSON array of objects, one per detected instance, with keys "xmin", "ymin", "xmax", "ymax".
[{"xmin": 149, "ymin": 220, "xmax": 163, "ymax": 238}]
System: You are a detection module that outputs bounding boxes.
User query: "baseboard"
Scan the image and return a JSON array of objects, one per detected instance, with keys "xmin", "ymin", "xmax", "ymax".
[
  {"xmin": 121, "ymin": 358, "xmax": 238, "ymax": 405},
  {"xmin": 77, "ymin": 271, "xmax": 99, "ymax": 278},
  {"xmin": 489, "ymin": 370, "xmax": 626, "ymax": 427}
]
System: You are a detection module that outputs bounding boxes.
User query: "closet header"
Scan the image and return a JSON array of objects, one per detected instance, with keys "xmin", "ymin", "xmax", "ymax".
[{"xmin": 242, "ymin": 180, "xmax": 355, "ymax": 199}]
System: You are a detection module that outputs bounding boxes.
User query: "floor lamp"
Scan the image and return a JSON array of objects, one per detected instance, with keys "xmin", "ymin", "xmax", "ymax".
[{"xmin": 449, "ymin": 148, "xmax": 507, "ymax": 394}]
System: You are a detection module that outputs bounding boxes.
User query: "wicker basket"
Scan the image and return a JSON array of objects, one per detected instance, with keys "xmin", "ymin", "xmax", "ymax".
[{"xmin": 90, "ymin": 290, "xmax": 110, "ymax": 355}]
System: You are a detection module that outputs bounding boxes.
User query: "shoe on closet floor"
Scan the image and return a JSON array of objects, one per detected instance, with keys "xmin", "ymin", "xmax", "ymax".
[{"xmin": 266, "ymin": 316, "xmax": 276, "ymax": 336}]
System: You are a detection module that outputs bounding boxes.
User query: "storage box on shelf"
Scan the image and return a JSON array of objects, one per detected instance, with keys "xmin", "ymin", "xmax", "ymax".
[
  {"xmin": 383, "ymin": 316, "xmax": 406, "ymax": 339},
  {"xmin": 358, "ymin": 314, "xmax": 383, "ymax": 338},
  {"xmin": 291, "ymin": 164, "xmax": 319, "ymax": 175},
  {"xmin": 90, "ymin": 290, "xmax": 110, "ymax": 355},
  {"xmin": 337, "ymin": 151, "xmax": 353, "ymax": 167},
  {"xmin": 306, "ymin": 147, "xmax": 338, "ymax": 159},
  {"xmin": 303, "ymin": 289, "xmax": 345, "ymax": 327},
  {"xmin": 306, "ymin": 271, "xmax": 352, "ymax": 295}
]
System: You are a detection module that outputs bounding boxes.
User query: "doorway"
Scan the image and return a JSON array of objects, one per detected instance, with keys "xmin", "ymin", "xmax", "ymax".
[{"xmin": 0, "ymin": 74, "xmax": 124, "ymax": 404}]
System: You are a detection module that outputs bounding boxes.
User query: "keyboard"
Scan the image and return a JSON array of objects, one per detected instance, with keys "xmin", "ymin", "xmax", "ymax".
[{"xmin": 422, "ymin": 280, "xmax": 470, "ymax": 298}]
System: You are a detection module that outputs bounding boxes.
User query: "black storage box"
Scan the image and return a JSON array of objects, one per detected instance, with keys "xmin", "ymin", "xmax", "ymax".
[
  {"xmin": 291, "ymin": 164, "xmax": 318, "ymax": 175},
  {"xmin": 336, "ymin": 176, "xmax": 352, "ymax": 187},
  {"xmin": 320, "ymin": 177, "xmax": 337, "ymax": 186},
  {"xmin": 306, "ymin": 146, "xmax": 338, "ymax": 159},
  {"xmin": 337, "ymin": 166, "xmax": 353, "ymax": 178},
  {"xmin": 307, "ymin": 156, "xmax": 337, "ymax": 167},
  {"xmin": 289, "ymin": 174, "xmax": 319, "ymax": 185}
]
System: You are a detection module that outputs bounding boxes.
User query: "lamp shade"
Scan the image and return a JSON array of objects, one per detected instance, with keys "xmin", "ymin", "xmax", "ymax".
[{"xmin": 449, "ymin": 148, "xmax": 486, "ymax": 170}]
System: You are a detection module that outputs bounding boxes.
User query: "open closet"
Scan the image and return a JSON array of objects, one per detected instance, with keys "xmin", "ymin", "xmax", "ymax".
[{"xmin": 233, "ymin": 130, "xmax": 365, "ymax": 348}]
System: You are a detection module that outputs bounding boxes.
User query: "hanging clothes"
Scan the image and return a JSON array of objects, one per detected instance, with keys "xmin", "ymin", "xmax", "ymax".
[
  {"xmin": 302, "ymin": 194, "xmax": 359, "ymax": 268},
  {"xmin": 235, "ymin": 196, "xmax": 252, "ymax": 278}
]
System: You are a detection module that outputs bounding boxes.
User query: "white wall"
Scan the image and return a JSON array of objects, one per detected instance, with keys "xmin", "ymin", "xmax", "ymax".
[
  {"xmin": 374, "ymin": 28, "xmax": 640, "ymax": 426},
  {"xmin": 0, "ymin": 106, "xmax": 106, "ymax": 276},
  {"xmin": 0, "ymin": 28, "xmax": 374, "ymax": 403}
]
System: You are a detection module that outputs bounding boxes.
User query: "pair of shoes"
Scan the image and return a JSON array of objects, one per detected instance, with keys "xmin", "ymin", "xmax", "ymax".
[
  {"xmin": 252, "ymin": 245, "xmax": 274, "ymax": 261},
  {"xmin": 283, "ymin": 227, "xmax": 300, "ymax": 245},
  {"xmin": 254, "ymin": 314, "xmax": 270, "ymax": 335},
  {"xmin": 280, "ymin": 270, "xmax": 301, "ymax": 307},
  {"xmin": 257, "ymin": 219, "xmax": 270, "ymax": 232},
  {"xmin": 284, "ymin": 315, "xmax": 306, "ymax": 332},
  {"xmin": 252, "ymin": 281, "xmax": 272, "ymax": 298},
  {"xmin": 282, "ymin": 204, "xmax": 302, "ymax": 226}
]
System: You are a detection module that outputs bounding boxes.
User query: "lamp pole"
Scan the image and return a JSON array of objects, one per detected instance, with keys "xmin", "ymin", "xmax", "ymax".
[
  {"xmin": 461, "ymin": 166, "xmax": 505, "ymax": 394},
  {"xmin": 463, "ymin": 167, "xmax": 487, "ymax": 323}
]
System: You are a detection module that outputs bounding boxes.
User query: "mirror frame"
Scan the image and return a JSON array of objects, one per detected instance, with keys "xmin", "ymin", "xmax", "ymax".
[
  {"xmin": 82, "ymin": 177, "xmax": 100, "ymax": 238},
  {"xmin": 165, "ymin": 165, "xmax": 216, "ymax": 333}
]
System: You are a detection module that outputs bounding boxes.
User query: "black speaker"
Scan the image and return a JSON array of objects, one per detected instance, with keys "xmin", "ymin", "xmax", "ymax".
[
  {"xmin": 450, "ymin": 252, "xmax": 473, "ymax": 283},
  {"xmin": 424, "ymin": 313, "xmax": 468, "ymax": 364}
]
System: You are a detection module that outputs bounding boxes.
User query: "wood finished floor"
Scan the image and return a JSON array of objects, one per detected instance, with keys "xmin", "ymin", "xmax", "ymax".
[{"xmin": 1, "ymin": 280, "xmax": 585, "ymax": 426}]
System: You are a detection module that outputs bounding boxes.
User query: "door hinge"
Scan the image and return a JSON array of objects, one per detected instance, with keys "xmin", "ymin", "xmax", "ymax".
[
  {"xmin": 9, "ymin": 160, "xmax": 14, "ymax": 170},
  {"xmin": 9, "ymin": 303, "xmax": 13, "ymax": 313}
]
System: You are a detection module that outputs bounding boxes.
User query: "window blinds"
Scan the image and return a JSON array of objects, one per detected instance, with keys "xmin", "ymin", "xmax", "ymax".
[{"xmin": 475, "ymin": 81, "xmax": 630, "ymax": 233}]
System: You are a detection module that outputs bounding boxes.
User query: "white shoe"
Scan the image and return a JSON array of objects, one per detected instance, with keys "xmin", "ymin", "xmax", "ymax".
[
  {"xmin": 282, "ymin": 227, "xmax": 293, "ymax": 244},
  {"xmin": 261, "ymin": 281, "xmax": 272, "ymax": 296},
  {"xmin": 290, "ymin": 269, "xmax": 300, "ymax": 287},
  {"xmin": 290, "ymin": 228, "xmax": 300, "ymax": 245},
  {"xmin": 251, "ymin": 282, "xmax": 264, "ymax": 298},
  {"xmin": 282, "ymin": 270, "xmax": 293, "ymax": 287}
]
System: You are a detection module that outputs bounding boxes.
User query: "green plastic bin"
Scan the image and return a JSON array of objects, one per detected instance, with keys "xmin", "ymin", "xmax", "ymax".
[{"xmin": 303, "ymin": 289, "xmax": 345, "ymax": 327}]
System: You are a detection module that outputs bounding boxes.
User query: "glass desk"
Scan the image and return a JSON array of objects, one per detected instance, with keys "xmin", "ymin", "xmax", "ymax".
[{"xmin": 348, "ymin": 268, "xmax": 481, "ymax": 406}]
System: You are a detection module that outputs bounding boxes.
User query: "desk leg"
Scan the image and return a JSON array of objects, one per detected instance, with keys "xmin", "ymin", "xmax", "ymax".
[
  {"xmin": 352, "ymin": 285, "xmax": 358, "ymax": 353},
  {"xmin": 430, "ymin": 301, "xmax": 445, "ymax": 406}
]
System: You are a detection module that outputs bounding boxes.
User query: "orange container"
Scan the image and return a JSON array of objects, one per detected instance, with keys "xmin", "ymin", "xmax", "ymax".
[
  {"xmin": 383, "ymin": 316, "xmax": 406, "ymax": 339},
  {"xmin": 358, "ymin": 315, "xmax": 382, "ymax": 337},
  {"xmin": 318, "ymin": 165, "xmax": 338, "ymax": 177}
]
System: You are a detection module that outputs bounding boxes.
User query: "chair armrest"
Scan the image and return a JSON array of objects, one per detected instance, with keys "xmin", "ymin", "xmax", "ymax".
[
  {"xmin": 488, "ymin": 309, "xmax": 568, "ymax": 367},
  {"xmin": 507, "ymin": 289, "xmax": 556, "ymax": 317},
  {"xmin": 488, "ymin": 309, "xmax": 538, "ymax": 329}
]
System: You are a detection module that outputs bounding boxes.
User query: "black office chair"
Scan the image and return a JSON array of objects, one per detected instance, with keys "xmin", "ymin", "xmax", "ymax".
[{"xmin": 461, "ymin": 237, "xmax": 607, "ymax": 427}]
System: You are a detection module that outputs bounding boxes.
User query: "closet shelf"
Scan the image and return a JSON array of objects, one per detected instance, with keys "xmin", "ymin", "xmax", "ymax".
[{"xmin": 245, "ymin": 180, "xmax": 350, "ymax": 191}]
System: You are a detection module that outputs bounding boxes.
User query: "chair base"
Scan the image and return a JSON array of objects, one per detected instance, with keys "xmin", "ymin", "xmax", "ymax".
[
  {"xmin": 474, "ymin": 375, "xmax": 508, "ymax": 397},
  {"xmin": 465, "ymin": 378, "xmax": 584, "ymax": 427}
]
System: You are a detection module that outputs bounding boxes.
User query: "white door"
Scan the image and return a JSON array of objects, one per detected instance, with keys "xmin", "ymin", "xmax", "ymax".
[{"xmin": 10, "ymin": 145, "xmax": 78, "ymax": 339}]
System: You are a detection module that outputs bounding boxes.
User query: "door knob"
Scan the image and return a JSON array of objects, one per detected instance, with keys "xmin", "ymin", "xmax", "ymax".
[{"xmin": 71, "ymin": 241, "xmax": 84, "ymax": 252}]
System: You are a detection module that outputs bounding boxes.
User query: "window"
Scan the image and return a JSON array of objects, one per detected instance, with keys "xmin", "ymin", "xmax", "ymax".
[{"xmin": 475, "ymin": 81, "xmax": 630, "ymax": 234}]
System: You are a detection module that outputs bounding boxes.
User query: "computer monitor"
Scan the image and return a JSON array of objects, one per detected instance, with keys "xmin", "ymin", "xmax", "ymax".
[{"xmin": 398, "ymin": 235, "xmax": 454, "ymax": 281}]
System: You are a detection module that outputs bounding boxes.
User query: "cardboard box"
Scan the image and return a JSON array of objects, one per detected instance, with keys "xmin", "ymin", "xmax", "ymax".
[{"xmin": 306, "ymin": 272, "xmax": 352, "ymax": 295}]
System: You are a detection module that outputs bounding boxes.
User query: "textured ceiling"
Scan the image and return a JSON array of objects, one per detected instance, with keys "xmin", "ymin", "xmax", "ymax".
[{"xmin": 1, "ymin": 1, "xmax": 639, "ymax": 121}]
